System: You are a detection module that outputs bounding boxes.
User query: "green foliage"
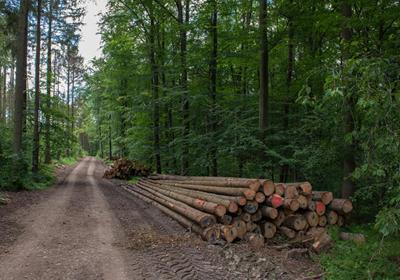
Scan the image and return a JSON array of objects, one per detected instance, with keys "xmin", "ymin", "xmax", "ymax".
[{"xmin": 319, "ymin": 226, "xmax": 400, "ymax": 280}]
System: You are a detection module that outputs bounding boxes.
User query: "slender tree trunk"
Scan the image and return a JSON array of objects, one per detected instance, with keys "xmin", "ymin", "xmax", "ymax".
[
  {"xmin": 0, "ymin": 67, "xmax": 4, "ymax": 122},
  {"xmin": 176, "ymin": 0, "xmax": 190, "ymax": 175},
  {"xmin": 280, "ymin": 2, "xmax": 294, "ymax": 182},
  {"xmin": 14, "ymin": 0, "xmax": 29, "ymax": 155},
  {"xmin": 32, "ymin": 0, "xmax": 42, "ymax": 173},
  {"xmin": 44, "ymin": 0, "xmax": 53, "ymax": 163},
  {"xmin": 8, "ymin": 58, "xmax": 15, "ymax": 125},
  {"xmin": 258, "ymin": 0, "xmax": 269, "ymax": 133},
  {"xmin": 209, "ymin": 0, "xmax": 218, "ymax": 176},
  {"xmin": 149, "ymin": 4, "xmax": 162, "ymax": 173},
  {"xmin": 341, "ymin": 2, "xmax": 356, "ymax": 198},
  {"xmin": 66, "ymin": 50, "xmax": 71, "ymax": 156},
  {"xmin": 108, "ymin": 114, "xmax": 112, "ymax": 160}
]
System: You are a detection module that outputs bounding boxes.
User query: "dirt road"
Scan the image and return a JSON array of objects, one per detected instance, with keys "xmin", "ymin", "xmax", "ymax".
[{"xmin": 0, "ymin": 157, "xmax": 321, "ymax": 280}]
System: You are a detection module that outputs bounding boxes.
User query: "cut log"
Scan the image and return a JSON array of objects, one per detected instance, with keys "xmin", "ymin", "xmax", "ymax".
[
  {"xmin": 121, "ymin": 185, "xmax": 214, "ymax": 240},
  {"xmin": 261, "ymin": 222, "xmax": 277, "ymax": 239},
  {"xmin": 308, "ymin": 200, "xmax": 316, "ymax": 211},
  {"xmin": 260, "ymin": 206, "xmax": 278, "ymax": 219},
  {"xmin": 266, "ymin": 194, "xmax": 284, "ymax": 208},
  {"xmin": 318, "ymin": 215, "xmax": 327, "ymax": 227},
  {"xmin": 284, "ymin": 184, "xmax": 299, "ymax": 199},
  {"xmin": 312, "ymin": 191, "xmax": 333, "ymax": 205},
  {"xmin": 297, "ymin": 195, "xmax": 309, "ymax": 209},
  {"xmin": 312, "ymin": 231, "xmax": 333, "ymax": 253},
  {"xmin": 146, "ymin": 179, "xmax": 255, "ymax": 199},
  {"xmin": 244, "ymin": 200, "xmax": 258, "ymax": 214},
  {"xmin": 246, "ymin": 222, "xmax": 262, "ymax": 234},
  {"xmin": 274, "ymin": 183, "xmax": 285, "ymax": 196},
  {"xmin": 326, "ymin": 210, "xmax": 338, "ymax": 225},
  {"xmin": 287, "ymin": 182, "xmax": 312, "ymax": 194},
  {"xmin": 149, "ymin": 175, "xmax": 261, "ymax": 188},
  {"xmin": 261, "ymin": 180, "xmax": 275, "ymax": 196},
  {"xmin": 283, "ymin": 199, "xmax": 300, "ymax": 211},
  {"xmin": 142, "ymin": 179, "xmax": 240, "ymax": 213},
  {"xmin": 218, "ymin": 214, "xmax": 233, "ymax": 225},
  {"xmin": 233, "ymin": 220, "xmax": 247, "ymax": 239},
  {"xmin": 273, "ymin": 211, "xmax": 286, "ymax": 227},
  {"xmin": 221, "ymin": 225, "xmax": 238, "ymax": 243},
  {"xmin": 202, "ymin": 226, "xmax": 221, "ymax": 243},
  {"xmin": 314, "ymin": 201, "xmax": 326, "ymax": 216},
  {"xmin": 283, "ymin": 215, "xmax": 307, "ymax": 231},
  {"xmin": 131, "ymin": 184, "xmax": 216, "ymax": 228},
  {"xmin": 251, "ymin": 209, "xmax": 263, "ymax": 222},
  {"xmin": 328, "ymin": 198, "xmax": 353, "ymax": 214},
  {"xmin": 305, "ymin": 211, "xmax": 319, "ymax": 227},
  {"xmin": 279, "ymin": 226, "xmax": 296, "ymax": 239},
  {"xmin": 240, "ymin": 212, "xmax": 252, "ymax": 223},
  {"xmin": 337, "ymin": 215, "xmax": 344, "ymax": 227},
  {"xmin": 255, "ymin": 192, "xmax": 266, "ymax": 203},
  {"xmin": 138, "ymin": 182, "xmax": 226, "ymax": 217},
  {"xmin": 339, "ymin": 232, "xmax": 365, "ymax": 244},
  {"xmin": 245, "ymin": 233, "xmax": 265, "ymax": 249}
]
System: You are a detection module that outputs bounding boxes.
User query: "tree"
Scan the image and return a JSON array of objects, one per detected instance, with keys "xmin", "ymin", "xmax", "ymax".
[
  {"xmin": 258, "ymin": 0, "xmax": 269, "ymax": 133},
  {"xmin": 32, "ymin": 0, "xmax": 42, "ymax": 173}
]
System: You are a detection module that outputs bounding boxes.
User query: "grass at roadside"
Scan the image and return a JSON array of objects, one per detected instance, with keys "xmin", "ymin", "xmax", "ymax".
[{"xmin": 318, "ymin": 225, "xmax": 400, "ymax": 280}]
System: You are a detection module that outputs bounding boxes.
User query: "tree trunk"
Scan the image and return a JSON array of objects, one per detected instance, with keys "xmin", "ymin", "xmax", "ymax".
[
  {"xmin": 176, "ymin": 0, "xmax": 190, "ymax": 175},
  {"xmin": 44, "ymin": 0, "xmax": 53, "ymax": 163},
  {"xmin": 258, "ymin": 0, "xmax": 269, "ymax": 133},
  {"xmin": 13, "ymin": 0, "xmax": 29, "ymax": 155},
  {"xmin": 341, "ymin": 1, "xmax": 356, "ymax": 198},
  {"xmin": 208, "ymin": 0, "xmax": 218, "ymax": 176},
  {"xmin": 149, "ymin": 4, "xmax": 162, "ymax": 173},
  {"xmin": 32, "ymin": 0, "xmax": 42, "ymax": 173}
]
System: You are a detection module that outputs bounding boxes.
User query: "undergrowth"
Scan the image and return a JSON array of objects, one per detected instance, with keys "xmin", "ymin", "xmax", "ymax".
[{"xmin": 318, "ymin": 225, "xmax": 400, "ymax": 280}]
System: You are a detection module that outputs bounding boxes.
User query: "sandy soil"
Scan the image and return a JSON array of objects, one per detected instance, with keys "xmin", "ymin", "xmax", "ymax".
[{"xmin": 0, "ymin": 157, "xmax": 322, "ymax": 280}]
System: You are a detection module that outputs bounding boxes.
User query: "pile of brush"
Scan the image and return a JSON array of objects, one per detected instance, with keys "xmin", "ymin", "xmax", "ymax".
[
  {"xmin": 121, "ymin": 174, "xmax": 353, "ymax": 252},
  {"xmin": 104, "ymin": 159, "xmax": 151, "ymax": 179}
]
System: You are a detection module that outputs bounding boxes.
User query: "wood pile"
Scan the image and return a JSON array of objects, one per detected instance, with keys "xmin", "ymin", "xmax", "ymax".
[
  {"xmin": 121, "ymin": 174, "xmax": 353, "ymax": 252},
  {"xmin": 104, "ymin": 159, "xmax": 151, "ymax": 179}
]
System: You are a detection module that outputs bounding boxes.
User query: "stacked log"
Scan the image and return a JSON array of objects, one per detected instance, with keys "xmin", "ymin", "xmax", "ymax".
[
  {"xmin": 121, "ymin": 175, "xmax": 353, "ymax": 249},
  {"xmin": 104, "ymin": 158, "xmax": 151, "ymax": 179}
]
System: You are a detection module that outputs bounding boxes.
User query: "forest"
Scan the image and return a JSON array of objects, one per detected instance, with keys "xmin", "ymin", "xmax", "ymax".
[{"xmin": 0, "ymin": 0, "xmax": 399, "ymax": 278}]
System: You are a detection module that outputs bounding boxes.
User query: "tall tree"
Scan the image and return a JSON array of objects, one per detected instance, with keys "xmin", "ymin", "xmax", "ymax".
[
  {"xmin": 341, "ymin": 1, "xmax": 356, "ymax": 198},
  {"xmin": 44, "ymin": 0, "xmax": 53, "ymax": 163},
  {"xmin": 32, "ymin": 0, "xmax": 42, "ymax": 173},
  {"xmin": 259, "ymin": 0, "xmax": 269, "ymax": 133},
  {"xmin": 13, "ymin": 0, "xmax": 30, "ymax": 155}
]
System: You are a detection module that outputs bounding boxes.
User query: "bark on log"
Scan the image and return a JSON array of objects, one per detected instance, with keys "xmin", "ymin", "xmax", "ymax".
[
  {"xmin": 121, "ymin": 185, "xmax": 215, "ymax": 240},
  {"xmin": 266, "ymin": 194, "xmax": 284, "ymax": 208},
  {"xmin": 337, "ymin": 215, "xmax": 344, "ymax": 227},
  {"xmin": 260, "ymin": 206, "xmax": 278, "ymax": 219},
  {"xmin": 218, "ymin": 214, "xmax": 233, "ymax": 225},
  {"xmin": 246, "ymin": 222, "xmax": 262, "ymax": 234},
  {"xmin": 284, "ymin": 184, "xmax": 299, "ymax": 199},
  {"xmin": 328, "ymin": 198, "xmax": 353, "ymax": 214},
  {"xmin": 139, "ymin": 181, "xmax": 226, "ymax": 217},
  {"xmin": 149, "ymin": 175, "xmax": 260, "ymax": 189},
  {"xmin": 283, "ymin": 215, "xmax": 307, "ymax": 231},
  {"xmin": 240, "ymin": 212, "xmax": 252, "ymax": 223},
  {"xmin": 145, "ymin": 179, "xmax": 255, "ymax": 200},
  {"xmin": 143, "ymin": 179, "xmax": 240, "ymax": 212},
  {"xmin": 312, "ymin": 231, "xmax": 332, "ymax": 253},
  {"xmin": 312, "ymin": 191, "xmax": 333, "ymax": 205},
  {"xmin": 287, "ymin": 182, "xmax": 312, "ymax": 194},
  {"xmin": 133, "ymin": 184, "xmax": 216, "ymax": 228}
]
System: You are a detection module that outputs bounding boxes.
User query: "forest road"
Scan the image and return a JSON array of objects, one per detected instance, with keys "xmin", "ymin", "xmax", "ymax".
[{"xmin": 0, "ymin": 157, "xmax": 234, "ymax": 280}]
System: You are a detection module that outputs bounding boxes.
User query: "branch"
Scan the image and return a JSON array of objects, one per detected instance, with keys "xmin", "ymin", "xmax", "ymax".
[
  {"xmin": 154, "ymin": 0, "xmax": 179, "ymax": 22},
  {"xmin": 115, "ymin": 0, "xmax": 149, "ymax": 35}
]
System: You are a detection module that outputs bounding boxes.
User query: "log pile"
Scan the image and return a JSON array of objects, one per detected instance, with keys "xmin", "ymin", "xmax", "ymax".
[
  {"xmin": 121, "ymin": 175, "xmax": 353, "ymax": 251},
  {"xmin": 104, "ymin": 158, "xmax": 151, "ymax": 179}
]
